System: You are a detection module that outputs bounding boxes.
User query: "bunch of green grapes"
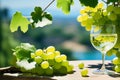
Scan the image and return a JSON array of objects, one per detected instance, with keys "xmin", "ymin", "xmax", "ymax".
[
  {"xmin": 28, "ymin": 46, "xmax": 73, "ymax": 76},
  {"xmin": 112, "ymin": 50, "xmax": 120, "ymax": 73},
  {"xmin": 77, "ymin": 2, "xmax": 120, "ymax": 31}
]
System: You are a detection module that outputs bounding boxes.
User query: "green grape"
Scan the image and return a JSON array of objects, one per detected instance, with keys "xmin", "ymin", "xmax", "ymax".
[
  {"xmin": 107, "ymin": 5, "xmax": 114, "ymax": 12},
  {"xmin": 46, "ymin": 46, "xmax": 55, "ymax": 53},
  {"xmin": 85, "ymin": 25, "xmax": 91, "ymax": 31},
  {"xmin": 82, "ymin": 14, "xmax": 89, "ymax": 21},
  {"xmin": 116, "ymin": 51, "xmax": 120, "ymax": 58},
  {"xmin": 93, "ymin": 12, "xmax": 101, "ymax": 20},
  {"xmin": 81, "ymin": 20, "xmax": 87, "ymax": 27},
  {"xmin": 78, "ymin": 62, "xmax": 84, "ymax": 69},
  {"xmin": 112, "ymin": 57, "xmax": 120, "ymax": 65},
  {"xmin": 34, "ymin": 56, "xmax": 42, "ymax": 64},
  {"xmin": 96, "ymin": 2, "xmax": 104, "ymax": 9},
  {"xmin": 59, "ymin": 66, "xmax": 67, "ymax": 75},
  {"xmin": 41, "ymin": 61, "xmax": 49, "ymax": 69},
  {"xmin": 47, "ymin": 52, "xmax": 55, "ymax": 60},
  {"xmin": 62, "ymin": 60, "xmax": 69, "ymax": 67},
  {"xmin": 108, "ymin": 12, "xmax": 117, "ymax": 21},
  {"xmin": 113, "ymin": 7, "xmax": 120, "ymax": 14},
  {"xmin": 41, "ymin": 53, "xmax": 47, "ymax": 60},
  {"xmin": 53, "ymin": 62, "xmax": 61, "ymax": 69},
  {"xmin": 103, "ymin": 10, "xmax": 108, "ymax": 16},
  {"xmin": 55, "ymin": 55, "xmax": 62, "ymax": 62},
  {"xmin": 45, "ymin": 67, "xmax": 53, "ymax": 76},
  {"xmin": 31, "ymin": 53, "xmax": 36, "ymax": 58},
  {"xmin": 35, "ymin": 49, "xmax": 43, "ymax": 56},
  {"xmin": 115, "ymin": 65, "xmax": 120, "ymax": 73},
  {"xmin": 81, "ymin": 68, "xmax": 88, "ymax": 77},
  {"xmin": 61, "ymin": 54, "xmax": 67, "ymax": 60},
  {"xmin": 67, "ymin": 64, "xmax": 74, "ymax": 73},
  {"xmin": 35, "ymin": 67, "xmax": 44, "ymax": 75},
  {"xmin": 54, "ymin": 51, "xmax": 60, "ymax": 56},
  {"xmin": 77, "ymin": 15, "xmax": 83, "ymax": 22},
  {"xmin": 48, "ymin": 60, "xmax": 55, "ymax": 66},
  {"xmin": 80, "ymin": 9, "xmax": 86, "ymax": 14}
]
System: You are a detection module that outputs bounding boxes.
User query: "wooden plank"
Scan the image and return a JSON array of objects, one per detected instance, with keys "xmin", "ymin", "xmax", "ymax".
[{"xmin": 0, "ymin": 60, "xmax": 120, "ymax": 80}]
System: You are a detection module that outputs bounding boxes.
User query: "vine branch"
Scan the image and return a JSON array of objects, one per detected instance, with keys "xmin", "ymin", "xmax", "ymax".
[{"xmin": 43, "ymin": 0, "xmax": 55, "ymax": 12}]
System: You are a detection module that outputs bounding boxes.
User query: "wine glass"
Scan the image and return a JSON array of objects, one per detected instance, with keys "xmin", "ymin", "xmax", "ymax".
[{"xmin": 90, "ymin": 24, "xmax": 117, "ymax": 74}]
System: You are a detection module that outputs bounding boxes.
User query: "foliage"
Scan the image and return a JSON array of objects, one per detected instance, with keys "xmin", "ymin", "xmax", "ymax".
[
  {"xmin": 56, "ymin": 0, "xmax": 74, "ymax": 14},
  {"xmin": 13, "ymin": 43, "xmax": 36, "ymax": 61},
  {"xmin": 10, "ymin": 12, "xmax": 30, "ymax": 33},
  {"xmin": 79, "ymin": 0, "xmax": 98, "ymax": 7}
]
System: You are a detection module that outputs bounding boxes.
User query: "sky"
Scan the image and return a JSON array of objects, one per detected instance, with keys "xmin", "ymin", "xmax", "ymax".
[{"xmin": 1, "ymin": 0, "xmax": 82, "ymax": 17}]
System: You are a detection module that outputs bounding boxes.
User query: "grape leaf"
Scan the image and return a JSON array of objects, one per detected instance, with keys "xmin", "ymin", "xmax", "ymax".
[
  {"xmin": 108, "ymin": 0, "xmax": 118, "ymax": 3},
  {"xmin": 31, "ymin": 7, "xmax": 52, "ymax": 27},
  {"xmin": 13, "ymin": 43, "xmax": 36, "ymax": 61},
  {"xmin": 79, "ymin": 0, "xmax": 98, "ymax": 7},
  {"xmin": 56, "ymin": 0, "xmax": 74, "ymax": 14},
  {"xmin": 10, "ymin": 12, "xmax": 30, "ymax": 33}
]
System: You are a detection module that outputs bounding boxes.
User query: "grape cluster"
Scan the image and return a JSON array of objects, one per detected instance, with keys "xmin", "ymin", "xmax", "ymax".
[
  {"xmin": 77, "ymin": 2, "xmax": 120, "ymax": 31},
  {"xmin": 29, "ymin": 46, "xmax": 74, "ymax": 76},
  {"xmin": 112, "ymin": 51, "xmax": 120, "ymax": 73}
]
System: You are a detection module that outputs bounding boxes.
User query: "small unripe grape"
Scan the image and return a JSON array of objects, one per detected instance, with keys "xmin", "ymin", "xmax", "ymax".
[
  {"xmin": 61, "ymin": 54, "xmax": 67, "ymax": 60},
  {"xmin": 55, "ymin": 56, "xmax": 62, "ymax": 62},
  {"xmin": 35, "ymin": 49, "xmax": 43, "ymax": 56},
  {"xmin": 45, "ymin": 67, "xmax": 53, "ymax": 76},
  {"xmin": 113, "ymin": 7, "xmax": 120, "ymax": 14},
  {"xmin": 34, "ymin": 56, "xmax": 42, "ymax": 64},
  {"xmin": 115, "ymin": 65, "xmax": 120, "ymax": 73},
  {"xmin": 67, "ymin": 64, "xmax": 74, "ymax": 73},
  {"xmin": 107, "ymin": 5, "xmax": 114, "ymax": 12},
  {"xmin": 108, "ymin": 12, "xmax": 117, "ymax": 21},
  {"xmin": 81, "ymin": 68, "xmax": 88, "ymax": 77},
  {"xmin": 54, "ymin": 51, "xmax": 60, "ymax": 56},
  {"xmin": 41, "ymin": 61, "xmax": 49, "ymax": 69},
  {"xmin": 78, "ymin": 62, "xmax": 84, "ymax": 69},
  {"xmin": 112, "ymin": 57, "xmax": 120, "ymax": 65},
  {"xmin": 62, "ymin": 60, "xmax": 69, "ymax": 67},
  {"xmin": 47, "ymin": 52, "xmax": 55, "ymax": 60},
  {"xmin": 46, "ymin": 46, "xmax": 55, "ymax": 52},
  {"xmin": 31, "ymin": 53, "xmax": 36, "ymax": 58}
]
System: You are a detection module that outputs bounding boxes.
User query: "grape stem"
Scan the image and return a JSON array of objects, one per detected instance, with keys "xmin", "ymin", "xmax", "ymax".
[{"xmin": 43, "ymin": 0, "xmax": 55, "ymax": 12}]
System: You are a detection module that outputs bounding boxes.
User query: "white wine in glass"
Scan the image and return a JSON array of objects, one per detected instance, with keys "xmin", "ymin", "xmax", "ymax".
[{"xmin": 90, "ymin": 24, "xmax": 117, "ymax": 74}]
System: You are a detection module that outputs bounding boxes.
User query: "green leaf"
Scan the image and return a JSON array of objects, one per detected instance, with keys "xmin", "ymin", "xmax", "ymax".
[
  {"xmin": 108, "ymin": 0, "xmax": 118, "ymax": 3},
  {"xmin": 31, "ymin": 7, "xmax": 52, "ymax": 27},
  {"xmin": 13, "ymin": 43, "xmax": 36, "ymax": 61},
  {"xmin": 10, "ymin": 12, "xmax": 30, "ymax": 33},
  {"xmin": 79, "ymin": 0, "xmax": 98, "ymax": 7},
  {"xmin": 56, "ymin": 0, "xmax": 74, "ymax": 14}
]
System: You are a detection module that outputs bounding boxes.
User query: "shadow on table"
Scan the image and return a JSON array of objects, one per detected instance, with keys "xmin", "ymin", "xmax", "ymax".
[
  {"xmin": 87, "ymin": 63, "xmax": 113, "ymax": 71},
  {"xmin": 0, "ymin": 75, "xmax": 56, "ymax": 80},
  {"xmin": 87, "ymin": 63, "xmax": 120, "ymax": 78}
]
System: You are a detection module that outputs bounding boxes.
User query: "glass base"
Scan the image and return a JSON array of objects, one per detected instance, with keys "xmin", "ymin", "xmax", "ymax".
[{"xmin": 92, "ymin": 69, "xmax": 108, "ymax": 75}]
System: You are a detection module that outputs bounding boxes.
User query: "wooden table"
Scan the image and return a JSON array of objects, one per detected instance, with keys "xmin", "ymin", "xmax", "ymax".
[{"xmin": 0, "ymin": 60, "xmax": 120, "ymax": 80}]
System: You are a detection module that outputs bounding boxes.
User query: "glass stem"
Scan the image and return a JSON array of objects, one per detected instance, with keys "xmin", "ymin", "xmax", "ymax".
[{"xmin": 100, "ymin": 53, "xmax": 106, "ymax": 71}]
